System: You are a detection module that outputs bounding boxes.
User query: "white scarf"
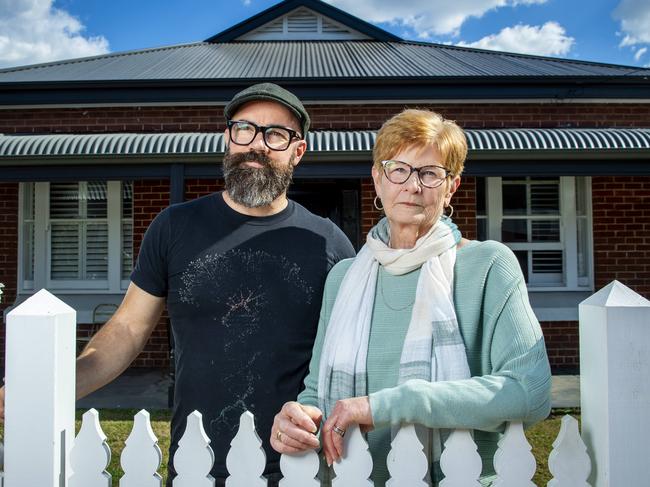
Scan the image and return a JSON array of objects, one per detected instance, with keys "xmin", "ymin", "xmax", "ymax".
[{"xmin": 317, "ymin": 216, "xmax": 471, "ymax": 471}]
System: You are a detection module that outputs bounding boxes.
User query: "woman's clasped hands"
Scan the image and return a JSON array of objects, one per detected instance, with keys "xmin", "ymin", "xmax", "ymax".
[{"xmin": 271, "ymin": 396, "xmax": 374, "ymax": 467}]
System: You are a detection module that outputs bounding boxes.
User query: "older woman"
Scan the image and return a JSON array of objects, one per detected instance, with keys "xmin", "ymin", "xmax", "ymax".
[{"xmin": 271, "ymin": 109, "xmax": 552, "ymax": 485}]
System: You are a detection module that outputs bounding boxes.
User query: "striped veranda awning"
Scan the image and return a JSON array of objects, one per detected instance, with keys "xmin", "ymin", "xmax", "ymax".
[{"xmin": 1, "ymin": 128, "xmax": 649, "ymax": 158}]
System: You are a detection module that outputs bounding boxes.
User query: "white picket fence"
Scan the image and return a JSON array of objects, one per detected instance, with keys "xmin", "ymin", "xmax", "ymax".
[
  {"xmin": 63, "ymin": 408, "xmax": 587, "ymax": 487},
  {"xmin": 2, "ymin": 280, "xmax": 650, "ymax": 486}
]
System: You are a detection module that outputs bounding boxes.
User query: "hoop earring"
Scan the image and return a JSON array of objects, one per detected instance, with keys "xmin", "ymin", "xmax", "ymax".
[
  {"xmin": 445, "ymin": 204, "xmax": 454, "ymax": 218},
  {"xmin": 374, "ymin": 196, "xmax": 384, "ymax": 211}
]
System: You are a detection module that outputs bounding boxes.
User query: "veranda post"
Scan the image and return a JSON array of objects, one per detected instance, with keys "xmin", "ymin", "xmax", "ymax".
[{"xmin": 4, "ymin": 289, "xmax": 76, "ymax": 486}]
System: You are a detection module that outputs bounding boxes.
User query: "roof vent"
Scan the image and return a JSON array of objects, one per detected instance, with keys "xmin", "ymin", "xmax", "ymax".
[
  {"xmin": 236, "ymin": 7, "xmax": 370, "ymax": 41},
  {"xmin": 259, "ymin": 18, "xmax": 283, "ymax": 34},
  {"xmin": 287, "ymin": 9, "xmax": 318, "ymax": 33},
  {"xmin": 322, "ymin": 17, "xmax": 348, "ymax": 34}
]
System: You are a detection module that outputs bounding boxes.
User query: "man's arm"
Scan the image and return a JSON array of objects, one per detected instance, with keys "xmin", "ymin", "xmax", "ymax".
[{"xmin": 75, "ymin": 282, "xmax": 165, "ymax": 399}]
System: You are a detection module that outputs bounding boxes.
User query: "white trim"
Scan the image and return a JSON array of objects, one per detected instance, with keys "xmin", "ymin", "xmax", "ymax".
[
  {"xmin": 18, "ymin": 180, "xmax": 133, "ymax": 294},
  {"xmin": 533, "ymin": 306, "xmax": 579, "ymax": 321},
  {"xmin": 483, "ymin": 176, "xmax": 593, "ymax": 291},
  {"xmin": 562, "ymin": 177, "xmax": 578, "ymax": 288},
  {"xmin": 17, "ymin": 183, "xmax": 30, "ymax": 290},
  {"xmin": 2, "ymin": 99, "xmax": 650, "ymax": 110}
]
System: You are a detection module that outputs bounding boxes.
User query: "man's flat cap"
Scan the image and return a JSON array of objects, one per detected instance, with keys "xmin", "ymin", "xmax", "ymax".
[{"xmin": 224, "ymin": 83, "xmax": 310, "ymax": 138}]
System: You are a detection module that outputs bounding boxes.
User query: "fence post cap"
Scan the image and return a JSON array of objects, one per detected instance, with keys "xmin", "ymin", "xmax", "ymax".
[
  {"xmin": 580, "ymin": 280, "xmax": 650, "ymax": 309},
  {"xmin": 8, "ymin": 289, "xmax": 75, "ymax": 317}
]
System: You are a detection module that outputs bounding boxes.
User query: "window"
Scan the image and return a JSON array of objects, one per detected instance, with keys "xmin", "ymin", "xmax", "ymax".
[
  {"xmin": 476, "ymin": 176, "xmax": 592, "ymax": 290},
  {"xmin": 19, "ymin": 181, "xmax": 133, "ymax": 293}
]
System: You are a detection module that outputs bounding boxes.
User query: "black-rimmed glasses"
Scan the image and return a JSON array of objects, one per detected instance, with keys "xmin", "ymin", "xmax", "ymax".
[
  {"xmin": 227, "ymin": 120, "xmax": 302, "ymax": 151},
  {"xmin": 381, "ymin": 160, "xmax": 451, "ymax": 188}
]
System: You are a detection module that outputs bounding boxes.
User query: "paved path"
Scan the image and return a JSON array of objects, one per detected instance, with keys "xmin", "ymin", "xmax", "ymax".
[{"xmin": 77, "ymin": 369, "xmax": 581, "ymax": 410}]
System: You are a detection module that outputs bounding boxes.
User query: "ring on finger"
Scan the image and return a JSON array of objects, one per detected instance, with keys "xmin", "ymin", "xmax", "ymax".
[
  {"xmin": 276, "ymin": 430, "xmax": 283, "ymax": 442},
  {"xmin": 333, "ymin": 425, "xmax": 346, "ymax": 437}
]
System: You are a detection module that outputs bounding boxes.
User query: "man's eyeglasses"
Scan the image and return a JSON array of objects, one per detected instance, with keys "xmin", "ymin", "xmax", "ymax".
[
  {"xmin": 381, "ymin": 160, "xmax": 452, "ymax": 188},
  {"xmin": 227, "ymin": 120, "xmax": 302, "ymax": 151}
]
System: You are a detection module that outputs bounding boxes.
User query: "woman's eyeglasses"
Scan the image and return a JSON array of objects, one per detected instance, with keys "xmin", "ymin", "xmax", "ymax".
[{"xmin": 381, "ymin": 160, "xmax": 451, "ymax": 188}]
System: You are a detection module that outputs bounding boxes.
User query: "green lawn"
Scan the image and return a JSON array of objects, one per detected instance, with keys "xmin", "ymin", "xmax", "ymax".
[{"xmin": 2, "ymin": 408, "xmax": 578, "ymax": 484}]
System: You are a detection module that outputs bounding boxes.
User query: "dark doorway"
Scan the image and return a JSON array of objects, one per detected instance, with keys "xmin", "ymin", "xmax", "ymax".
[{"xmin": 288, "ymin": 179, "xmax": 361, "ymax": 249}]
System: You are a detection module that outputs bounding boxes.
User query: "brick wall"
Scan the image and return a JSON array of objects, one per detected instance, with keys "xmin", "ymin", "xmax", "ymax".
[
  {"xmin": 452, "ymin": 176, "xmax": 477, "ymax": 240},
  {"xmin": 130, "ymin": 179, "xmax": 171, "ymax": 368},
  {"xmin": 592, "ymin": 176, "xmax": 650, "ymax": 298},
  {"xmin": 1, "ymin": 103, "xmax": 649, "ymax": 134},
  {"xmin": 308, "ymin": 104, "xmax": 650, "ymax": 129},
  {"xmin": 0, "ymin": 183, "xmax": 19, "ymax": 370},
  {"xmin": 184, "ymin": 178, "xmax": 223, "ymax": 201},
  {"xmin": 541, "ymin": 321, "xmax": 580, "ymax": 373},
  {"xmin": 360, "ymin": 178, "xmax": 383, "ymax": 236}
]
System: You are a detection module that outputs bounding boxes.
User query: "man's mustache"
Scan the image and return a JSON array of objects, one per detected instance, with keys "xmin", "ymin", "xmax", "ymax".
[{"xmin": 225, "ymin": 150, "xmax": 273, "ymax": 167}]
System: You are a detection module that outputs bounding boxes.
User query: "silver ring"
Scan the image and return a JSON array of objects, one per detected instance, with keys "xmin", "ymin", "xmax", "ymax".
[{"xmin": 333, "ymin": 425, "xmax": 346, "ymax": 437}]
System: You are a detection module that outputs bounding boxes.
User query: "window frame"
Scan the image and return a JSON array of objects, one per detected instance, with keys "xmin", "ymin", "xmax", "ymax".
[
  {"xmin": 483, "ymin": 176, "xmax": 594, "ymax": 292},
  {"xmin": 19, "ymin": 181, "xmax": 132, "ymax": 294}
]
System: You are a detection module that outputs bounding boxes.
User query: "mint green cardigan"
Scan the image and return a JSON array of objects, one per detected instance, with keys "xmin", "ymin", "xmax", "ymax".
[{"xmin": 298, "ymin": 240, "xmax": 552, "ymax": 485}]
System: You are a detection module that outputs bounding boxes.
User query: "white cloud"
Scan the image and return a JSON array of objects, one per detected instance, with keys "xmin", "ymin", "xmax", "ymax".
[
  {"xmin": 324, "ymin": 0, "xmax": 547, "ymax": 38},
  {"xmin": 613, "ymin": 0, "xmax": 650, "ymax": 47},
  {"xmin": 635, "ymin": 47, "xmax": 647, "ymax": 61},
  {"xmin": 457, "ymin": 21, "xmax": 574, "ymax": 56},
  {"xmin": 0, "ymin": 0, "xmax": 109, "ymax": 69}
]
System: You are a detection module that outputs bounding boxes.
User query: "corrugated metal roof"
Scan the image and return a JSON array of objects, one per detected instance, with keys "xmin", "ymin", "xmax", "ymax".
[
  {"xmin": 0, "ymin": 41, "xmax": 646, "ymax": 83},
  {"xmin": 1, "ymin": 128, "xmax": 649, "ymax": 158}
]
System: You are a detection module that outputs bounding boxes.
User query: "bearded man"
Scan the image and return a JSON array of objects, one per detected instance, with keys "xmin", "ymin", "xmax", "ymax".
[{"xmin": 71, "ymin": 84, "xmax": 355, "ymax": 485}]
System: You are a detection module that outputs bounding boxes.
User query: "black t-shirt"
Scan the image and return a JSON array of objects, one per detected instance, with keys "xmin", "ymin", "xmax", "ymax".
[{"xmin": 131, "ymin": 192, "xmax": 355, "ymax": 480}]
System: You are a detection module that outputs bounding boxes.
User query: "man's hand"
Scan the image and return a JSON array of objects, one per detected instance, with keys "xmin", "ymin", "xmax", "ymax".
[
  {"xmin": 321, "ymin": 396, "xmax": 374, "ymax": 466},
  {"xmin": 270, "ymin": 401, "xmax": 322, "ymax": 454}
]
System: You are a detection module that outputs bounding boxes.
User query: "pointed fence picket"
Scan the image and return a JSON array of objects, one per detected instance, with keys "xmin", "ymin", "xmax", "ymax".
[
  {"xmin": 225, "ymin": 411, "xmax": 266, "ymax": 487},
  {"xmin": 332, "ymin": 424, "xmax": 374, "ymax": 486},
  {"xmin": 385, "ymin": 424, "xmax": 429, "ymax": 487},
  {"xmin": 439, "ymin": 430, "xmax": 482, "ymax": 487},
  {"xmin": 547, "ymin": 415, "xmax": 591, "ymax": 487},
  {"xmin": 69, "ymin": 409, "xmax": 111, "ymax": 487},
  {"xmin": 120, "ymin": 410, "xmax": 162, "ymax": 487},
  {"xmin": 279, "ymin": 449, "xmax": 319, "ymax": 487},
  {"xmin": 492, "ymin": 422, "xmax": 536, "ymax": 487},
  {"xmin": 174, "ymin": 411, "xmax": 214, "ymax": 487}
]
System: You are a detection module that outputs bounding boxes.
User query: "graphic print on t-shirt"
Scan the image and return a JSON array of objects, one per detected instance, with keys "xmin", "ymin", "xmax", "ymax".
[{"xmin": 178, "ymin": 247, "xmax": 314, "ymax": 436}]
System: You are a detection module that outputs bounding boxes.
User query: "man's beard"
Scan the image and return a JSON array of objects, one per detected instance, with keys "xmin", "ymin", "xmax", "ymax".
[{"xmin": 222, "ymin": 148, "xmax": 295, "ymax": 208}]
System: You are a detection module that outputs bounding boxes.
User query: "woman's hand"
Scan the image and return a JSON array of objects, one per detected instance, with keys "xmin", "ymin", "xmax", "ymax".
[
  {"xmin": 321, "ymin": 396, "xmax": 374, "ymax": 466},
  {"xmin": 270, "ymin": 401, "xmax": 323, "ymax": 454}
]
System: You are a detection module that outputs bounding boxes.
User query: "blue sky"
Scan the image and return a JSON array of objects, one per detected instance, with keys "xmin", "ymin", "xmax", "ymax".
[{"xmin": 0, "ymin": 0, "xmax": 649, "ymax": 69}]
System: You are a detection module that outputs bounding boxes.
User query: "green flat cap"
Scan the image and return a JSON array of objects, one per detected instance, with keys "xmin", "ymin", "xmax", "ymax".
[{"xmin": 224, "ymin": 83, "xmax": 310, "ymax": 138}]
